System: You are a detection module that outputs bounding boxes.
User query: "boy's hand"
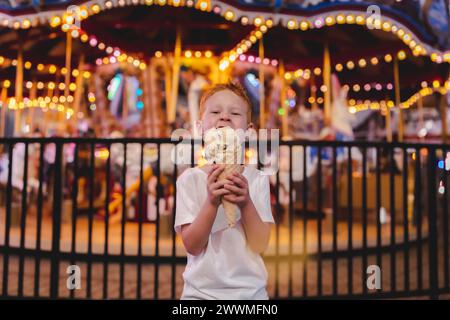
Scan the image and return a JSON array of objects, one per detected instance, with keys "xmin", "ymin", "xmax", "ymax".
[
  {"xmin": 206, "ymin": 164, "xmax": 231, "ymax": 207},
  {"xmin": 223, "ymin": 172, "xmax": 251, "ymax": 209}
]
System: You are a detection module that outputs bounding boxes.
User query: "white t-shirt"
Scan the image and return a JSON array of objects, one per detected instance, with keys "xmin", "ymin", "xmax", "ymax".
[{"xmin": 174, "ymin": 166, "xmax": 275, "ymax": 300}]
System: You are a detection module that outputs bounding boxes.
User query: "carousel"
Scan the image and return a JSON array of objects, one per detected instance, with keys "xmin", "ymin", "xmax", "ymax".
[{"xmin": 0, "ymin": 0, "xmax": 449, "ymax": 299}]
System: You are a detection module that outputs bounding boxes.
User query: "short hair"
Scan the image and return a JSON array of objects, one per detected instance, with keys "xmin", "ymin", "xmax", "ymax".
[{"xmin": 199, "ymin": 82, "xmax": 252, "ymax": 121}]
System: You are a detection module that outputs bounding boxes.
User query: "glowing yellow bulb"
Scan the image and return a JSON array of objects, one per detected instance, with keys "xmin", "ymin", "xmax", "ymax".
[
  {"xmin": 3, "ymin": 80, "xmax": 11, "ymax": 88},
  {"xmin": 397, "ymin": 50, "xmax": 406, "ymax": 60},
  {"xmin": 224, "ymin": 10, "xmax": 235, "ymax": 21},
  {"xmin": 91, "ymin": 4, "xmax": 101, "ymax": 13},
  {"xmin": 184, "ymin": 51, "xmax": 192, "ymax": 58},
  {"xmin": 325, "ymin": 16, "xmax": 335, "ymax": 26},
  {"xmin": 293, "ymin": 70, "xmax": 302, "ymax": 78},
  {"xmin": 24, "ymin": 61, "xmax": 32, "ymax": 69},
  {"xmin": 69, "ymin": 83, "xmax": 77, "ymax": 91},
  {"xmin": 253, "ymin": 17, "xmax": 263, "ymax": 27},
  {"xmin": 346, "ymin": 61, "xmax": 355, "ymax": 70},
  {"xmin": 433, "ymin": 80, "xmax": 440, "ymax": 89},
  {"xmin": 346, "ymin": 15, "xmax": 355, "ymax": 24},
  {"xmin": 356, "ymin": 15, "xmax": 365, "ymax": 25},
  {"xmin": 314, "ymin": 68, "xmax": 322, "ymax": 76},
  {"xmin": 205, "ymin": 51, "xmax": 213, "ymax": 58},
  {"xmin": 384, "ymin": 54, "xmax": 393, "ymax": 63},
  {"xmin": 50, "ymin": 16, "xmax": 61, "ymax": 28},
  {"xmin": 335, "ymin": 64, "xmax": 343, "ymax": 72},
  {"xmin": 49, "ymin": 65, "xmax": 57, "ymax": 74},
  {"xmin": 358, "ymin": 59, "xmax": 367, "ymax": 68},
  {"xmin": 287, "ymin": 20, "xmax": 297, "ymax": 29},
  {"xmin": 336, "ymin": 15, "xmax": 345, "ymax": 24},
  {"xmin": 80, "ymin": 34, "xmax": 89, "ymax": 42},
  {"xmin": 300, "ymin": 21, "xmax": 309, "ymax": 31}
]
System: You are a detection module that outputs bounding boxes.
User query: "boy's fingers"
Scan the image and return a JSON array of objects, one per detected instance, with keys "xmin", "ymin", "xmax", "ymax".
[
  {"xmin": 229, "ymin": 174, "xmax": 247, "ymax": 188},
  {"xmin": 211, "ymin": 179, "xmax": 232, "ymax": 190},
  {"xmin": 207, "ymin": 164, "xmax": 218, "ymax": 178},
  {"xmin": 207, "ymin": 165, "xmax": 225, "ymax": 184},
  {"xmin": 223, "ymin": 194, "xmax": 245, "ymax": 203},
  {"xmin": 213, "ymin": 189, "xmax": 231, "ymax": 197},
  {"xmin": 224, "ymin": 183, "xmax": 243, "ymax": 195}
]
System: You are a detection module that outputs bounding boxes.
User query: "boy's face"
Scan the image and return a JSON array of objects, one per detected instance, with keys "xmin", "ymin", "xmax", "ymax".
[{"xmin": 200, "ymin": 90, "xmax": 250, "ymax": 132}]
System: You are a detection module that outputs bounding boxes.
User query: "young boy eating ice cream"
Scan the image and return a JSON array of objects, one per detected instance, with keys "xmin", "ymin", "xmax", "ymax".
[{"xmin": 174, "ymin": 82, "xmax": 274, "ymax": 300}]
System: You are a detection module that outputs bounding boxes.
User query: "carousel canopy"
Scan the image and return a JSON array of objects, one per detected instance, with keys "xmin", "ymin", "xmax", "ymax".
[
  {"xmin": 0, "ymin": 0, "xmax": 449, "ymax": 54},
  {"xmin": 0, "ymin": 0, "xmax": 448, "ymax": 109}
]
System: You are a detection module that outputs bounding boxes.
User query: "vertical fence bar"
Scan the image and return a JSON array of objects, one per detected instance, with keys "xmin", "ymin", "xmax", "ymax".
[
  {"xmin": 332, "ymin": 146, "xmax": 338, "ymax": 296},
  {"xmin": 171, "ymin": 143, "xmax": 178, "ymax": 299},
  {"xmin": 362, "ymin": 147, "xmax": 368, "ymax": 295},
  {"xmin": 274, "ymin": 161, "xmax": 280, "ymax": 299},
  {"xmin": 443, "ymin": 148, "xmax": 449, "ymax": 289},
  {"xmin": 415, "ymin": 148, "xmax": 423, "ymax": 291},
  {"xmin": 288, "ymin": 145, "xmax": 293, "ymax": 297},
  {"xmin": 402, "ymin": 148, "xmax": 410, "ymax": 292},
  {"xmin": 119, "ymin": 143, "xmax": 127, "ymax": 299},
  {"xmin": 347, "ymin": 146, "xmax": 353, "ymax": 295},
  {"xmin": 389, "ymin": 147, "xmax": 396, "ymax": 293},
  {"xmin": 86, "ymin": 142, "xmax": 95, "ymax": 299},
  {"xmin": 427, "ymin": 147, "xmax": 439, "ymax": 299},
  {"xmin": 154, "ymin": 143, "xmax": 161, "ymax": 299},
  {"xmin": 137, "ymin": 143, "xmax": 144, "ymax": 299},
  {"xmin": 376, "ymin": 147, "xmax": 382, "ymax": 274},
  {"xmin": 70, "ymin": 143, "xmax": 79, "ymax": 299},
  {"xmin": 103, "ymin": 144, "xmax": 111, "ymax": 299},
  {"xmin": 50, "ymin": 142, "xmax": 63, "ymax": 299},
  {"xmin": 2, "ymin": 143, "xmax": 14, "ymax": 297},
  {"xmin": 302, "ymin": 145, "xmax": 308, "ymax": 297},
  {"xmin": 18, "ymin": 143, "xmax": 29, "ymax": 297},
  {"xmin": 317, "ymin": 146, "xmax": 322, "ymax": 296},
  {"xmin": 34, "ymin": 142, "xmax": 45, "ymax": 298}
]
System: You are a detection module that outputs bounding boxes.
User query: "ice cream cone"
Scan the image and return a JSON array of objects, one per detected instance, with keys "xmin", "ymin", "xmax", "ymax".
[
  {"xmin": 203, "ymin": 127, "xmax": 245, "ymax": 228},
  {"xmin": 219, "ymin": 164, "xmax": 244, "ymax": 228}
]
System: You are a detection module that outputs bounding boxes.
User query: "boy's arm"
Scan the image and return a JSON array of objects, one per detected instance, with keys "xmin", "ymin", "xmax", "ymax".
[
  {"xmin": 180, "ymin": 165, "xmax": 229, "ymax": 256},
  {"xmin": 180, "ymin": 200, "xmax": 218, "ymax": 256},
  {"xmin": 224, "ymin": 172, "xmax": 271, "ymax": 254},
  {"xmin": 240, "ymin": 200, "xmax": 271, "ymax": 254}
]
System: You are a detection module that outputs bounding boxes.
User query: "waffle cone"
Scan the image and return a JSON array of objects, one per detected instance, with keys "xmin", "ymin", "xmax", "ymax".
[{"xmin": 219, "ymin": 164, "xmax": 244, "ymax": 228}]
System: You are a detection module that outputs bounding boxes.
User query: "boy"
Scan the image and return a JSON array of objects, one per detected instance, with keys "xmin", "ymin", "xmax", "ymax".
[{"xmin": 174, "ymin": 82, "xmax": 274, "ymax": 300}]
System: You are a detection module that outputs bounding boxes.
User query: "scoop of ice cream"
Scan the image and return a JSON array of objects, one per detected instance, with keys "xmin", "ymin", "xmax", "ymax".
[{"xmin": 204, "ymin": 127, "xmax": 243, "ymax": 164}]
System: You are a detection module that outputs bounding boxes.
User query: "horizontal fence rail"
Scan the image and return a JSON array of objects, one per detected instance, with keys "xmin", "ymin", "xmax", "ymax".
[{"xmin": 0, "ymin": 137, "xmax": 449, "ymax": 299}]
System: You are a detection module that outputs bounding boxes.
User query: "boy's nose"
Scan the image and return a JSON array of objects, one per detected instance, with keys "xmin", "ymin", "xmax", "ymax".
[{"xmin": 219, "ymin": 112, "xmax": 231, "ymax": 121}]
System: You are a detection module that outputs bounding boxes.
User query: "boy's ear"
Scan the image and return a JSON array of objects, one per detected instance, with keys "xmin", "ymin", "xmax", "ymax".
[
  {"xmin": 247, "ymin": 122, "xmax": 254, "ymax": 130},
  {"xmin": 193, "ymin": 120, "xmax": 203, "ymax": 138}
]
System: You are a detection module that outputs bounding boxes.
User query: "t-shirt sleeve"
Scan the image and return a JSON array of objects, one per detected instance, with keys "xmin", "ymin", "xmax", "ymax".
[
  {"xmin": 253, "ymin": 173, "xmax": 275, "ymax": 224},
  {"xmin": 174, "ymin": 170, "xmax": 200, "ymax": 234}
]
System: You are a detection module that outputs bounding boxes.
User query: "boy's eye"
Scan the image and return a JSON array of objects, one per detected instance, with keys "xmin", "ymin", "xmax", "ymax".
[
  {"xmin": 232, "ymin": 113, "xmax": 241, "ymax": 116},
  {"xmin": 211, "ymin": 111, "xmax": 220, "ymax": 114}
]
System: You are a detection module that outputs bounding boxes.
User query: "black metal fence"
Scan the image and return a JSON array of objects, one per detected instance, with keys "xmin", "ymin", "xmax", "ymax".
[{"xmin": 0, "ymin": 137, "xmax": 449, "ymax": 299}]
